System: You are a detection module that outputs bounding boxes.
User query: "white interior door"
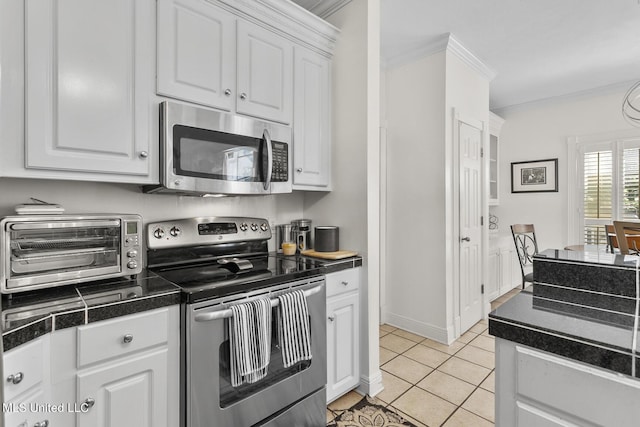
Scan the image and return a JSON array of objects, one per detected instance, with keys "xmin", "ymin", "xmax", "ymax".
[{"xmin": 458, "ymin": 119, "xmax": 483, "ymax": 333}]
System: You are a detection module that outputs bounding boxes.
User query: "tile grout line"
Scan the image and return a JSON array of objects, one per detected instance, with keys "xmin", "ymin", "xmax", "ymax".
[{"xmin": 377, "ymin": 325, "xmax": 495, "ymax": 425}]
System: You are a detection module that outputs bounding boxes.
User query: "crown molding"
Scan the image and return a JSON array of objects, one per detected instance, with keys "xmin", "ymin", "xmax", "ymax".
[
  {"xmin": 493, "ymin": 80, "xmax": 637, "ymax": 116},
  {"xmin": 308, "ymin": 0, "xmax": 352, "ymax": 19},
  {"xmin": 212, "ymin": 0, "xmax": 340, "ymax": 57},
  {"xmin": 384, "ymin": 33, "xmax": 495, "ymax": 81},
  {"xmin": 446, "ymin": 34, "xmax": 496, "ymax": 81}
]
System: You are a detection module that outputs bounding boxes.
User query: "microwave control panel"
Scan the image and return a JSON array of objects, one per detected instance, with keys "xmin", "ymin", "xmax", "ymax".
[{"xmin": 272, "ymin": 142, "xmax": 288, "ymax": 182}]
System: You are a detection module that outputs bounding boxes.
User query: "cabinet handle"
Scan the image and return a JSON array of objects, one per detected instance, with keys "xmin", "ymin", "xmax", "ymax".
[
  {"xmin": 123, "ymin": 334, "xmax": 134, "ymax": 344},
  {"xmin": 81, "ymin": 397, "xmax": 96, "ymax": 411},
  {"xmin": 240, "ymin": 92, "xmax": 247, "ymax": 100},
  {"xmin": 224, "ymin": 89, "xmax": 232, "ymax": 96},
  {"xmin": 7, "ymin": 372, "xmax": 23, "ymax": 385},
  {"xmin": 328, "ymin": 316, "xmax": 335, "ymax": 322},
  {"xmin": 341, "ymin": 281, "xmax": 349, "ymax": 286},
  {"xmin": 138, "ymin": 151, "xmax": 148, "ymax": 159},
  {"xmin": 296, "ymin": 168, "xmax": 303, "ymax": 173},
  {"xmin": 461, "ymin": 237, "xmax": 471, "ymax": 242},
  {"xmin": 34, "ymin": 421, "xmax": 49, "ymax": 427}
]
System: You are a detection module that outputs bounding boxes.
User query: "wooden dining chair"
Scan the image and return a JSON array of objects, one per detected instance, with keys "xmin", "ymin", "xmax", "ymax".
[
  {"xmin": 612, "ymin": 221, "xmax": 640, "ymax": 255},
  {"xmin": 511, "ymin": 224, "xmax": 539, "ymax": 289}
]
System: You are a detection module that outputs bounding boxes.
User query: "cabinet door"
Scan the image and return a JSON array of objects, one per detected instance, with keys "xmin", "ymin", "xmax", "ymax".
[
  {"xmin": 157, "ymin": 0, "xmax": 236, "ymax": 111},
  {"xmin": 500, "ymin": 247, "xmax": 517, "ymax": 294},
  {"xmin": 486, "ymin": 250, "xmax": 500, "ymax": 302},
  {"xmin": 292, "ymin": 46, "xmax": 331, "ymax": 189},
  {"xmin": 25, "ymin": 0, "xmax": 155, "ymax": 180},
  {"xmin": 236, "ymin": 21, "xmax": 293, "ymax": 124},
  {"xmin": 76, "ymin": 349, "xmax": 168, "ymax": 427},
  {"xmin": 326, "ymin": 292, "xmax": 360, "ymax": 403}
]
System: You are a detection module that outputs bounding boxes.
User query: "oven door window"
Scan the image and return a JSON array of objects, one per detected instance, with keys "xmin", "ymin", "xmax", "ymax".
[
  {"xmin": 218, "ymin": 309, "xmax": 312, "ymax": 408},
  {"xmin": 7, "ymin": 220, "xmax": 122, "ymax": 289},
  {"xmin": 173, "ymin": 125, "xmax": 267, "ymax": 183}
]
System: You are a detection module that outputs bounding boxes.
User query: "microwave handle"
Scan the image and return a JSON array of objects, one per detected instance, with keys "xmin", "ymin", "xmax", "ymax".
[{"xmin": 263, "ymin": 129, "xmax": 273, "ymax": 191}]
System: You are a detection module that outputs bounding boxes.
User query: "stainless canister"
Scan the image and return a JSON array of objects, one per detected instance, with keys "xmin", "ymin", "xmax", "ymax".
[
  {"xmin": 291, "ymin": 219, "xmax": 312, "ymax": 252},
  {"xmin": 275, "ymin": 224, "xmax": 293, "ymax": 253},
  {"xmin": 315, "ymin": 226, "xmax": 339, "ymax": 252}
]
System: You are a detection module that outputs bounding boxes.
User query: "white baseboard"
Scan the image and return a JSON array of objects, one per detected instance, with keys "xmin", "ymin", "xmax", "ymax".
[
  {"xmin": 357, "ymin": 370, "xmax": 384, "ymax": 398},
  {"xmin": 385, "ymin": 312, "xmax": 452, "ymax": 344}
]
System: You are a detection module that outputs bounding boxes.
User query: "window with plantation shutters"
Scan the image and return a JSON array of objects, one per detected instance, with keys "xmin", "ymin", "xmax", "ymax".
[{"xmin": 579, "ymin": 140, "xmax": 640, "ymax": 245}]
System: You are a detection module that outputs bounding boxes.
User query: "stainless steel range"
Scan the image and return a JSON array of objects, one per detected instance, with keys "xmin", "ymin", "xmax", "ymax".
[{"xmin": 146, "ymin": 217, "xmax": 326, "ymax": 427}]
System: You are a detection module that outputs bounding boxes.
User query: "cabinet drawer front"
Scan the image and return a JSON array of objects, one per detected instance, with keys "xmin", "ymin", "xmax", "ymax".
[
  {"xmin": 326, "ymin": 268, "xmax": 359, "ymax": 297},
  {"xmin": 77, "ymin": 308, "xmax": 169, "ymax": 368},
  {"xmin": 4, "ymin": 338, "xmax": 45, "ymax": 401},
  {"xmin": 516, "ymin": 346, "xmax": 640, "ymax": 426}
]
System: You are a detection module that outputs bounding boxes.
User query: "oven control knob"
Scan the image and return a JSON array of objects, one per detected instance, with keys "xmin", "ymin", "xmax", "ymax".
[
  {"xmin": 250, "ymin": 223, "xmax": 258, "ymax": 231},
  {"xmin": 240, "ymin": 223, "xmax": 248, "ymax": 232},
  {"xmin": 260, "ymin": 223, "xmax": 268, "ymax": 232},
  {"xmin": 127, "ymin": 250, "xmax": 138, "ymax": 258},
  {"xmin": 127, "ymin": 260, "xmax": 138, "ymax": 269},
  {"xmin": 153, "ymin": 228, "xmax": 165, "ymax": 239},
  {"xmin": 170, "ymin": 227, "xmax": 181, "ymax": 237}
]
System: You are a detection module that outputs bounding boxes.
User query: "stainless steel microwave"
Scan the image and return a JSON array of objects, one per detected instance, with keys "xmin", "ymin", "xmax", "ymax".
[
  {"xmin": 1, "ymin": 214, "xmax": 143, "ymax": 293},
  {"xmin": 144, "ymin": 101, "xmax": 292, "ymax": 196}
]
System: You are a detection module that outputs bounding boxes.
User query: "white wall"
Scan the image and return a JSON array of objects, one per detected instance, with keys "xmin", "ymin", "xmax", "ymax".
[
  {"xmin": 444, "ymin": 52, "xmax": 490, "ymax": 335},
  {"xmin": 307, "ymin": 0, "xmax": 383, "ymax": 397},
  {"xmin": 385, "ymin": 52, "xmax": 448, "ymax": 339},
  {"xmin": 494, "ymin": 87, "xmax": 635, "ymax": 251},
  {"xmin": 0, "ymin": 177, "xmax": 304, "ymax": 252},
  {"xmin": 384, "ymin": 43, "xmax": 489, "ymax": 344}
]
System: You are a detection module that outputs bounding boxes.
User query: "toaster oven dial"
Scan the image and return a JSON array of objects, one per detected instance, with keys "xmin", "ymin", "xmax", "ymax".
[
  {"xmin": 260, "ymin": 223, "xmax": 268, "ymax": 232},
  {"xmin": 170, "ymin": 227, "xmax": 181, "ymax": 237},
  {"xmin": 240, "ymin": 223, "xmax": 248, "ymax": 232},
  {"xmin": 153, "ymin": 228, "xmax": 165, "ymax": 239},
  {"xmin": 250, "ymin": 223, "xmax": 258, "ymax": 231},
  {"xmin": 127, "ymin": 261, "xmax": 138, "ymax": 269},
  {"xmin": 127, "ymin": 250, "xmax": 138, "ymax": 258}
]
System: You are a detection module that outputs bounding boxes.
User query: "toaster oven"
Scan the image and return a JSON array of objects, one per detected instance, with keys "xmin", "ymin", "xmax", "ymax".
[{"xmin": 1, "ymin": 214, "xmax": 142, "ymax": 293}]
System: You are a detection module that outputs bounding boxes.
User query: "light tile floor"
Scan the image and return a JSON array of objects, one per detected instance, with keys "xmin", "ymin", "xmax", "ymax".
[{"xmin": 327, "ymin": 288, "xmax": 521, "ymax": 427}]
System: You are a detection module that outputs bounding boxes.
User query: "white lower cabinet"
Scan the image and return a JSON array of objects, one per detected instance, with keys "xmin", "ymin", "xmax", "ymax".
[
  {"xmin": 2, "ymin": 305, "xmax": 180, "ymax": 427},
  {"xmin": 3, "ymin": 336, "xmax": 51, "ymax": 427},
  {"xmin": 496, "ymin": 338, "xmax": 640, "ymax": 426},
  {"xmin": 487, "ymin": 235, "xmax": 520, "ymax": 302},
  {"xmin": 326, "ymin": 268, "xmax": 360, "ymax": 403},
  {"xmin": 76, "ymin": 350, "xmax": 169, "ymax": 427}
]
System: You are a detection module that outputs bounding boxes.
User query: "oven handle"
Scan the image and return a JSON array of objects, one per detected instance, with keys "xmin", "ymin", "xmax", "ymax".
[
  {"xmin": 194, "ymin": 284, "xmax": 323, "ymax": 322},
  {"xmin": 10, "ymin": 220, "xmax": 120, "ymax": 230}
]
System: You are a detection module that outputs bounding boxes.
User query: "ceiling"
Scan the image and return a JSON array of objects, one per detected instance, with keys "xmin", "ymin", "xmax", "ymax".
[{"xmin": 293, "ymin": 0, "xmax": 640, "ymax": 111}]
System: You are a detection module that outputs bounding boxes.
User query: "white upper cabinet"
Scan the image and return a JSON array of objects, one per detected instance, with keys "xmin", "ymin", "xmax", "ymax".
[
  {"xmin": 23, "ymin": 0, "xmax": 157, "ymax": 182},
  {"xmin": 488, "ymin": 112, "xmax": 505, "ymax": 205},
  {"xmin": 157, "ymin": 0, "xmax": 236, "ymax": 111},
  {"xmin": 236, "ymin": 21, "xmax": 293, "ymax": 124},
  {"xmin": 293, "ymin": 45, "xmax": 331, "ymax": 189},
  {"xmin": 157, "ymin": 0, "xmax": 293, "ymax": 124}
]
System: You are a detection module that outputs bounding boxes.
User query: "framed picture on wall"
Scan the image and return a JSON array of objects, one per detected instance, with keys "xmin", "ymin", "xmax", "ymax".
[{"xmin": 511, "ymin": 158, "xmax": 558, "ymax": 193}]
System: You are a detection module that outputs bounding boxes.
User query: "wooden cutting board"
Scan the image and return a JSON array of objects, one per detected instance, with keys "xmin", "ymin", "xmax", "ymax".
[{"xmin": 301, "ymin": 249, "xmax": 358, "ymax": 260}]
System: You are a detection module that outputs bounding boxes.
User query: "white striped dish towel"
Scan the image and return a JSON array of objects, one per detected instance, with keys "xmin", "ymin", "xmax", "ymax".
[
  {"xmin": 228, "ymin": 296, "xmax": 272, "ymax": 387},
  {"xmin": 276, "ymin": 290, "xmax": 312, "ymax": 368}
]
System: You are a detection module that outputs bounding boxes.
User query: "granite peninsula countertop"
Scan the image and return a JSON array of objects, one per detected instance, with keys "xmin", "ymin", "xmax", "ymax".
[
  {"xmin": 489, "ymin": 248, "xmax": 640, "ymax": 378},
  {"xmin": 2, "ymin": 253, "xmax": 362, "ymax": 352}
]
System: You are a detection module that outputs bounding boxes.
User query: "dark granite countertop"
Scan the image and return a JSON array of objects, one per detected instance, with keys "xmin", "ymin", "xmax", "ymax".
[
  {"xmin": 1, "ymin": 253, "xmax": 362, "ymax": 352},
  {"xmin": 490, "ymin": 248, "xmax": 640, "ymax": 378},
  {"xmin": 2, "ymin": 271, "xmax": 181, "ymax": 351}
]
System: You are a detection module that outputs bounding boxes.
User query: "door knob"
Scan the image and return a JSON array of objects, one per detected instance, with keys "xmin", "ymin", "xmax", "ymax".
[
  {"xmin": 461, "ymin": 237, "xmax": 471, "ymax": 242},
  {"xmin": 7, "ymin": 372, "xmax": 23, "ymax": 384},
  {"xmin": 240, "ymin": 92, "xmax": 247, "ymax": 100}
]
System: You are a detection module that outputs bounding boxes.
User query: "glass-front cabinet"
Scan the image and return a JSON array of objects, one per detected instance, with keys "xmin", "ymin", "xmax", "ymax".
[{"xmin": 489, "ymin": 112, "xmax": 505, "ymax": 206}]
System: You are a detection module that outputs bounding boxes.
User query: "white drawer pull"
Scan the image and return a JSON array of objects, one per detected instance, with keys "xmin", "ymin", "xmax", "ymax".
[
  {"xmin": 341, "ymin": 281, "xmax": 349, "ymax": 286},
  {"xmin": 7, "ymin": 372, "xmax": 23, "ymax": 385},
  {"xmin": 123, "ymin": 334, "xmax": 134, "ymax": 344}
]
